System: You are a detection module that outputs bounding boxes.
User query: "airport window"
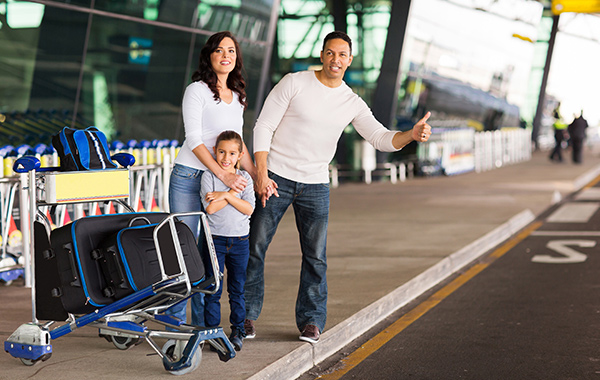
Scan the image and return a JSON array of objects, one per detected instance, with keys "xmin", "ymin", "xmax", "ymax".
[{"xmin": 0, "ymin": 0, "xmax": 274, "ymax": 146}]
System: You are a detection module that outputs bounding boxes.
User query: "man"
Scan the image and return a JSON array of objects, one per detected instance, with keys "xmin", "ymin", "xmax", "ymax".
[
  {"xmin": 568, "ymin": 110, "xmax": 588, "ymax": 164},
  {"xmin": 245, "ymin": 31, "xmax": 431, "ymax": 343},
  {"xmin": 549, "ymin": 103, "xmax": 567, "ymax": 162}
]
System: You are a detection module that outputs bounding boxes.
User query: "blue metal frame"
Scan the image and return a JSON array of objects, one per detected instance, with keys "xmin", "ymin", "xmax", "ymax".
[{"xmin": 4, "ymin": 341, "xmax": 52, "ymax": 361}]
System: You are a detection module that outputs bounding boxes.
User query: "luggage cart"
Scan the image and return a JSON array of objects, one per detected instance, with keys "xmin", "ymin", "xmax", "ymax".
[
  {"xmin": 3, "ymin": 154, "xmax": 236, "ymax": 375},
  {"xmin": 0, "ymin": 177, "xmax": 24, "ymax": 285}
]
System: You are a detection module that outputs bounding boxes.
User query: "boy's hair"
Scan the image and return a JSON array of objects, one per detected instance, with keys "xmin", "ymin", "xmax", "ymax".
[
  {"xmin": 215, "ymin": 130, "xmax": 243, "ymax": 169},
  {"xmin": 322, "ymin": 31, "xmax": 352, "ymax": 55}
]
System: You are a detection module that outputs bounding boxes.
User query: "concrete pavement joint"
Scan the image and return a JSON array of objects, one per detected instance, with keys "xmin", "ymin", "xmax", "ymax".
[{"xmin": 248, "ymin": 209, "xmax": 536, "ymax": 380}]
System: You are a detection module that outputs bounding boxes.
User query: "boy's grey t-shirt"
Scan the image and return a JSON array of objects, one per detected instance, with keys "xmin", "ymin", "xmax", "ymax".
[{"xmin": 200, "ymin": 169, "xmax": 255, "ymax": 237}]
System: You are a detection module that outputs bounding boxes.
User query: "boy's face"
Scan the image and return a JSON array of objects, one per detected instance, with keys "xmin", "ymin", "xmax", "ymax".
[
  {"xmin": 320, "ymin": 38, "xmax": 353, "ymax": 81},
  {"xmin": 214, "ymin": 140, "xmax": 243, "ymax": 172}
]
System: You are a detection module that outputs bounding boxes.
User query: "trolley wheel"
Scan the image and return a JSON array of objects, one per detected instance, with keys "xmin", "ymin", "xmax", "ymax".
[
  {"xmin": 214, "ymin": 338, "xmax": 233, "ymax": 362},
  {"xmin": 20, "ymin": 358, "xmax": 36, "ymax": 366},
  {"xmin": 217, "ymin": 349, "xmax": 232, "ymax": 363},
  {"xmin": 110, "ymin": 335, "xmax": 140, "ymax": 350},
  {"xmin": 162, "ymin": 339, "xmax": 202, "ymax": 376}
]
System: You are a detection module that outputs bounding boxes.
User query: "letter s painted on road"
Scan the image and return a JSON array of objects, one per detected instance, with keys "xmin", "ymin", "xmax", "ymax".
[{"xmin": 531, "ymin": 240, "xmax": 595, "ymax": 264}]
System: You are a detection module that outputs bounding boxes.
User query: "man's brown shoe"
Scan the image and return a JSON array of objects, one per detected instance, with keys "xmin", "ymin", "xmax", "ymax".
[
  {"xmin": 244, "ymin": 319, "xmax": 256, "ymax": 339},
  {"xmin": 299, "ymin": 324, "xmax": 320, "ymax": 344}
]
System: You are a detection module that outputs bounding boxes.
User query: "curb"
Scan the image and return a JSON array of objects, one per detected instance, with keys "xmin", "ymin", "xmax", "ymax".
[
  {"xmin": 573, "ymin": 164, "xmax": 600, "ymax": 190},
  {"xmin": 247, "ymin": 209, "xmax": 536, "ymax": 380}
]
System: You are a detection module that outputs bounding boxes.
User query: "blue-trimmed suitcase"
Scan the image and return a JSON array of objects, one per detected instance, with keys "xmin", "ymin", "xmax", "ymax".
[
  {"xmin": 48, "ymin": 212, "xmax": 169, "ymax": 314},
  {"xmin": 94, "ymin": 218, "xmax": 204, "ymax": 300}
]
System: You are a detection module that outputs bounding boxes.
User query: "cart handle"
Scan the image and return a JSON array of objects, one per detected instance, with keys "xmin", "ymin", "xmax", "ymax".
[
  {"xmin": 12, "ymin": 153, "xmax": 136, "ymax": 173},
  {"xmin": 13, "ymin": 156, "xmax": 41, "ymax": 173},
  {"xmin": 111, "ymin": 153, "xmax": 136, "ymax": 168}
]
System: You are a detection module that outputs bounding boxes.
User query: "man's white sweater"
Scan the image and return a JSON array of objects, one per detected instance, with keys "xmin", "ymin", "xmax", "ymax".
[{"xmin": 254, "ymin": 70, "xmax": 398, "ymax": 184}]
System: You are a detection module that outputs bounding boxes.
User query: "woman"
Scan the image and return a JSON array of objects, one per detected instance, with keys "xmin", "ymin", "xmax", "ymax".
[{"xmin": 167, "ymin": 31, "xmax": 256, "ymax": 327}]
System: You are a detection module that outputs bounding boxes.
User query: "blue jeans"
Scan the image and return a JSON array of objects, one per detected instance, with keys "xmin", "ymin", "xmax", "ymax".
[
  {"xmin": 203, "ymin": 235, "xmax": 249, "ymax": 332},
  {"xmin": 245, "ymin": 172, "xmax": 329, "ymax": 333},
  {"xmin": 165, "ymin": 164, "xmax": 205, "ymax": 327}
]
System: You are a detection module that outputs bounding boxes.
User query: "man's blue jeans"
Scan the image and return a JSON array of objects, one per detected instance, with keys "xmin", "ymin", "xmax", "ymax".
[
  {"xmin": 203, "ymin": 235, "xmax": 249, "ymax": 332},
  {"xmin": 245, "ymin": 172, "xmax": 329, "ymax": 333},
  {"xmin": 166, "ymin": 164, "xmax": 205, "ymax": 327}
]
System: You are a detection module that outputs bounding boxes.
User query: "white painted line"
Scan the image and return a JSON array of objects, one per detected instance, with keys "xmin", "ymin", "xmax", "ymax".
[
  {"xmin": 574, "ymin": 188, "xmax": 600, "ymax": 201},
  {"xmin": 531, "ymin": 231, "xmax": 600, "ymax": 236},
  {"xmin": 546, "ymin": 203, "xmax": 600, "ymax": 223}
]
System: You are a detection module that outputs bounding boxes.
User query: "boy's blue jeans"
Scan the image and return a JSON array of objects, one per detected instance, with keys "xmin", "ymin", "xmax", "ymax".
[
  {"xmin": 203, "ymin": 235, "xmax": 250, "ymax": 331},
  {"xmin": 245, "ymin": 172, "xmax": 330, "ymax": 333},
  {"xmin": 166, "ymin": 164, "xmax": 205, "ymax": 327}
]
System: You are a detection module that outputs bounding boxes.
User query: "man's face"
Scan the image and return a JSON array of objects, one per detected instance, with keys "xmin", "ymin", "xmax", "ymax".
[{"xmin": 320, "ymin": 38, "xmax": 353, "ymax": 81}]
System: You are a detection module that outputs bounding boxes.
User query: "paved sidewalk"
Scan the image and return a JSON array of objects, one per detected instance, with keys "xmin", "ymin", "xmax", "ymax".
[{"xmin": 2, "ymin": 146, "xmax": 600, "ymax": 380}]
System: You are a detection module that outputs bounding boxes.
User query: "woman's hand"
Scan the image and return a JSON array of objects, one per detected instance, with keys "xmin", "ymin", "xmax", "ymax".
[{"xmin": 220, "ymin": 171, "xmax": 247, "ymax": 193}]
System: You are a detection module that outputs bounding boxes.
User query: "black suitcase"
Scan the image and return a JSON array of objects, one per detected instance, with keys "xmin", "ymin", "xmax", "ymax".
[
  {"xmin": 34, "ymin": 221, "xmax": 69, "ymax": 321},
  {"xmin": 94, "ymin": 218, "xmax": 204, "ymax": 300},
  {"xmin": 49, "ymin": 212, "xmax": 169, "ymax": 314}
]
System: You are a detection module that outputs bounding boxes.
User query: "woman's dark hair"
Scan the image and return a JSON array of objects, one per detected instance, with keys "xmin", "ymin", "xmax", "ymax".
[
  {"xmin": 322, "ymin": 31, "xmax": 352, "ymax": 55},
  {"xmin": 215, "ymin": 130, "xmax": 244, "ymax": 169},
  {"xmin": 192, "ymin": 31, "xmax": 247, "ymax": 109}
]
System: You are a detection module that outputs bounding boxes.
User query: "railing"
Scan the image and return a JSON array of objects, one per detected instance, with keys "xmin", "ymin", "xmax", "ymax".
[{"xmin": 329, "ymin": 128, "xmax": 532, "ymax": 187}]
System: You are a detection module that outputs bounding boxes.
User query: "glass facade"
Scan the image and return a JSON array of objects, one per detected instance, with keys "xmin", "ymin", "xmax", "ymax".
[
  {"xmin": 0, "ymin": 0, "xmax": 274, "ymax": 145},
  {"xmin": 1, "ymin": 0, "xmax": 555, "ymax": 152},
  {"xmin": 274, "ymin": 0, "xmax": 543, "ymax": 130}
]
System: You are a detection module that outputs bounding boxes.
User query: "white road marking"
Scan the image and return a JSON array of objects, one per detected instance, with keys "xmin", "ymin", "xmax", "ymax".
[
  {"xmin": 574, "ymin": 188, "xmax": 600, "ymax": 201},
  {"xmin": 546, "ymin": 203, "xmax": 600, "ymax": 223},
  {"xmin": 531, "ymin": 240, "xmax": 594, "ymax": 264}
]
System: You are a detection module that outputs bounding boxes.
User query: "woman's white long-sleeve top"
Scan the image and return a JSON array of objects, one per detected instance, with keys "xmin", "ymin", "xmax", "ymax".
[{"xmin": 174, "ymin": 81, "xmax": 244, "ymax": 170}]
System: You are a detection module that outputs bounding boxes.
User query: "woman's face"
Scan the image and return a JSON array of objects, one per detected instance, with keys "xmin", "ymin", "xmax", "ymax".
[{"xmin": 210, "ymin": 37, "xmax": 237, "ymax": 78}]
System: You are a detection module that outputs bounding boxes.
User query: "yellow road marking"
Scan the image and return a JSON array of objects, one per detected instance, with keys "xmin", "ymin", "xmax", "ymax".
[
  {"xmin": 583, "ymin": 175, "xmax": 600, "ymax": 189},
  {"xmin": 317, "ymin": 221, "xmax": 542, "ymax": 380}
]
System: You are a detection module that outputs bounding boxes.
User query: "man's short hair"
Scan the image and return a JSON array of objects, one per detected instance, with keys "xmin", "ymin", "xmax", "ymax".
[{"xmin": 322, "ymin": 31, "xmax": 352, "ymax": 55}]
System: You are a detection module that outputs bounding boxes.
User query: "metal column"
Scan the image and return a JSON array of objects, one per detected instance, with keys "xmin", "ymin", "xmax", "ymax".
[
  {"xmin": 331, "ymin": 0, "xmax": 348, "ymax": 33},
  {"xmin": 532, "ymin": 14, "xmax": 560, "ymax": 149},
  {"xmin": 371, "ymin": 0, "xmax": 412, "ymax": 128}
]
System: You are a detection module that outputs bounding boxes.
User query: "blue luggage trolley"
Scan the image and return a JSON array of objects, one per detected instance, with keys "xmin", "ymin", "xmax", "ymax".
[
  {"xmin": 0, "ymin": 176, "xmax": 24, "ymax": 285},
  {"xmin": 4, "ymin": 155, "xmax": 236, "ymax": 375}
]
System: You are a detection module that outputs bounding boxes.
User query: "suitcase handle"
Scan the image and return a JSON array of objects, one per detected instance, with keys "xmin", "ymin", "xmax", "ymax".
[
  {"xmin": 128, "ymin": 216, "xmax": 151, "ymax": 227},
  {"xmin": 63, "ymin": 243, "xmax": 81, "ymax": 287}
]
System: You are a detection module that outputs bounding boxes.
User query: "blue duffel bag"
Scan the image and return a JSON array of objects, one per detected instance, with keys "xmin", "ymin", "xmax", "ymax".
[{"xmin": 51, "ymin": 126, "xmax": 118, "ymax": 171}]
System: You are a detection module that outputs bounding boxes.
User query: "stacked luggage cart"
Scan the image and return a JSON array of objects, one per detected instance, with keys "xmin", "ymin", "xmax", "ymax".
[
  {"xmin": 3, "ymin": 153, "xmax": 236, "ymax": 375},
  {"xmin": 0, "ymin": 174, "xmax": 23, "ymax": 285}
]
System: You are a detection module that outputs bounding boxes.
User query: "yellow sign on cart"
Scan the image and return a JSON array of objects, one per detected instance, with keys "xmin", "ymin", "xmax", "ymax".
[
  {"xmin": 44, "ymin": 170, "xmax": 130, "ymax": 204},
  {"xmin": 552, "ymin": 0, "xmax": 600, "ymax": 14}
]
